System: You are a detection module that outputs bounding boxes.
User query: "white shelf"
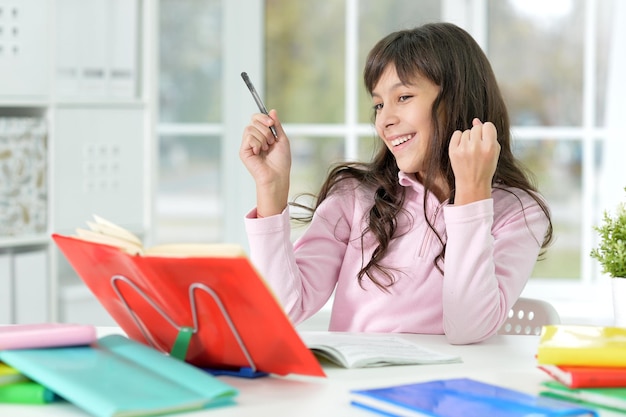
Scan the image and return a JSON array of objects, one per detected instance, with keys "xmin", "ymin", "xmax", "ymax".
[
  {"xmin": 0, "ymin": 100, "xmax": 50, "ymax": 107},
  {"xmin": 53, "ymin": 100, "xmax": 146, "ymax": 108},
  {"xmin": 0, "ymin": 235, "xmax": 49, "ymax": 249}
]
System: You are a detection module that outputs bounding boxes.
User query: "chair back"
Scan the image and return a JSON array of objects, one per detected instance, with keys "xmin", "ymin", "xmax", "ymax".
[{"xmin": 498, "ymin": 297, "xmax": 560, "ymax": 335}]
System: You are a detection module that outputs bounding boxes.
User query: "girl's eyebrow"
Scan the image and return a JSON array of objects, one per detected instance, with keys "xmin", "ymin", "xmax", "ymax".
[{"xmin": 372, "ymin": 81, "xmax": 409, "ymax": 98}]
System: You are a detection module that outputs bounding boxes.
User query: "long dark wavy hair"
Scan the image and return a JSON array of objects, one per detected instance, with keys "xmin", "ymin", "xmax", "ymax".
[{"xmin": 293, "ymin": 22, "xmax": 553, "ymax": 291}]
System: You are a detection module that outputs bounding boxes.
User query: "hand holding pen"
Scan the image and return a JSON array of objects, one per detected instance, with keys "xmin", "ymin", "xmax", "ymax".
[
  {"xmin": 239, "ymin": 72, "xmax": 291, "ymax": 218},
  {"xmin": 241, "ymin": 72, "xmax": 278, "ymax": 138}
]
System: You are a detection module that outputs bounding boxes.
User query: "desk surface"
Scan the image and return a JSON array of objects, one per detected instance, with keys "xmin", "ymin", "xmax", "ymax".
[{"xmin": 0, "ymin": 330, "xmax": 620, "ymax": 417}]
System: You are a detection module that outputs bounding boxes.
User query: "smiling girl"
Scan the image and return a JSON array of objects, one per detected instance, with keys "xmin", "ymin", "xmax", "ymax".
[{"xmin": 239, "ymin": 22, "xmax": 553, "ymax": 344}]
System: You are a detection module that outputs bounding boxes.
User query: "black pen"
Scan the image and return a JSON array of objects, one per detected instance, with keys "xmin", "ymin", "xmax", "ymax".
[{"xmin": 241, "ymin": 72, "xmax": 278, "ymax": 138}]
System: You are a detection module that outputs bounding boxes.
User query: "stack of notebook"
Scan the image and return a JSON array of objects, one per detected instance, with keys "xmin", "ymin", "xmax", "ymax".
[
  {"xmin": 537, "ymin": 325, "xmax": 626, "ymax": 413},
  {"xmin": 0, "ymin": 323, "xmax": 238, "ymax": 416}
]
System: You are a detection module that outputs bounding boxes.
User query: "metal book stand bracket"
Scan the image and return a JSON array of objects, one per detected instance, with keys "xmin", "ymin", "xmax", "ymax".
[{"xmin": 110, "ymin": 274, "xmax": 267, "ymax": 378}]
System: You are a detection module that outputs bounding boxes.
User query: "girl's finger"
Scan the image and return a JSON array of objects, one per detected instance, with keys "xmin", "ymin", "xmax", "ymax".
[
  {"xmin": 450, "ymin": 130, "xmax": 463, "ymax": 147},
  {"xmin": 470, "ymin": 123, "xmax": 482, "ymax": 143}
]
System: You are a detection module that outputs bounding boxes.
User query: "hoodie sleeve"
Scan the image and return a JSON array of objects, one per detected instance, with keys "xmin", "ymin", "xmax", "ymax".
[
  {"xmin": 441, "ymin": 191, "xmax": 549, "ymax": 344},
  {"xmin": 244, "ymin": 191, "xmax": 353, "ymax": 325}
]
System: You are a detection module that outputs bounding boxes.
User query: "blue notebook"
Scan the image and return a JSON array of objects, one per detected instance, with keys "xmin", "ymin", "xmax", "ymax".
[
  {"xmin": 350, "ymin": 378, "xmax": 598, "ymax": 417},
  {"xmin": 0, "ymin": 334, "xmax": 238, "ymax": 417}
]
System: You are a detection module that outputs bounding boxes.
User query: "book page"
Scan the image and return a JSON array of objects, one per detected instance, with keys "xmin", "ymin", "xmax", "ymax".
[
  {"xmin": 75, "ymin": 228, "xmax": 143, "ymax": 255},
  {"xmin": 91, "ymin": 215, "xmax": 143, "ymax": 246},
  {"xmin": 72, "ymin": 215, "xmax": 144, "ymax": 255},
  {"xmin": 70, "ymin": 215, "xmax": 247, "ymax": 258},
  {"xmin": 300, "ymin": 332, "xmax": 461, "ymax": 368}
]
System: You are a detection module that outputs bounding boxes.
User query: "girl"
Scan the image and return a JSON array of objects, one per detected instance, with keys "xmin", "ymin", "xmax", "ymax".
[{"xmin": 239, "ymin": 22, "xmax": 552, "ymax": 344}]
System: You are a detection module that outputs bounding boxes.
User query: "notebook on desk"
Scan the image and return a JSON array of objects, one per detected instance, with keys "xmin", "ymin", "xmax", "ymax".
[{"xmin": 52, "ymin": 232, "xmax": 325, "ymax": 378}]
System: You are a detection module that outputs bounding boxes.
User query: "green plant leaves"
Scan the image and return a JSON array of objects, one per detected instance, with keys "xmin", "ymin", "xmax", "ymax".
[{"xmin": 591, "ymin": 190, "xmax": 626, "ymax": 278}]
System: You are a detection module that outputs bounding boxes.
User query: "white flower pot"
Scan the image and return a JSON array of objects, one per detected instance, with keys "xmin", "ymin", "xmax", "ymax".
[{"xmin": 612, "ymin": 278, "xmax": 626, "ymax": 327}]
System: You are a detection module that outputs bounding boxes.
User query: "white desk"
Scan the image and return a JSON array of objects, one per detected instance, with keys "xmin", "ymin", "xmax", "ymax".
[{"xmin": 0, "ymin": 331, "xmax": 620, "ymax": 417}]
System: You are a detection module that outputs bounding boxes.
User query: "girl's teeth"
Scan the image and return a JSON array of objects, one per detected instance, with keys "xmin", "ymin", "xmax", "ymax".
[{"xmin": 391, "ymin": 135, "xmax": 411, "ymax": 146}]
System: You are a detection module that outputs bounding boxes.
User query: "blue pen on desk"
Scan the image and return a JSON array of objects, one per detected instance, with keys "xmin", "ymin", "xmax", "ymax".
[{"xmin": 241, "ymin": 72, "xmax": 278, "ymax": 138}]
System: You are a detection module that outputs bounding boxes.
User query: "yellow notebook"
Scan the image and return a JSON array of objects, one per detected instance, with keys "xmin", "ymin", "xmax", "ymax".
[
  {"xmin": 0, "ymin": 363, "xmax": 28, "ymax": 386},
  {"xmin": 537, "ymin": 325, "xmax": 626, "ymax": 367}
]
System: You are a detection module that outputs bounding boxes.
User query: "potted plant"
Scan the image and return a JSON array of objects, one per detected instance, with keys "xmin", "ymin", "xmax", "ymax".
[{"xmin": 591, "ymin": 187, "xmax": 626, "ymax": 326}]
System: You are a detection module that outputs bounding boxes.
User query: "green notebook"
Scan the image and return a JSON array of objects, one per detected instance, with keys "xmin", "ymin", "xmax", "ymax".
[
  {"xmin": 541, "ymin": 380, "xmax": 626, "ymax": 413},
  {"xmin": 0, "ymin": 334, "xmax": 238, "ymax": 417},
  {"xmin": 0, "ymin": 381, "xmax": 56, "ymax": 404}
]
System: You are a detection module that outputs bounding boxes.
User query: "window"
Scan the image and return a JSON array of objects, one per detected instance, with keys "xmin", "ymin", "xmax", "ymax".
[{"xmin": 155, "ymin": 0, "xmax": 625, "ymax": 303}]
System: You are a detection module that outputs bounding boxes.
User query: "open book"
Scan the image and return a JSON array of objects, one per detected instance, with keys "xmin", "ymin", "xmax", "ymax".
[
  {"xmin": 300, "ymin": 332, "xmax": 461, "ymax": 369},
  {"xmin": 52, "ymin": 216, "xmax": 325, "ymax": 378}
]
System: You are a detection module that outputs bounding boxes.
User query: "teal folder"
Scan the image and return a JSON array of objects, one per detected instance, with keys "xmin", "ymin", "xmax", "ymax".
[{"xmin": 0, "ymin": 334, "xmax": 238, "ymax": 417}]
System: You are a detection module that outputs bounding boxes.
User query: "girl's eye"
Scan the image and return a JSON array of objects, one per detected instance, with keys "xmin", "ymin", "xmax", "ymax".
[
  {"xmin": 399, "ymin": 95, "xmax": 413, "ymax": 102},
  {"xmin": 373, "ymin": 103, "xmax": 383, "ymax": 112}
]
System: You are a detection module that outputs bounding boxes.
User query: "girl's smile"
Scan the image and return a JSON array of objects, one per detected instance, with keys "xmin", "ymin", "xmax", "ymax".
[{"xmin": 389, "ymin": 133, "xmax": 416, "ymax": 147}]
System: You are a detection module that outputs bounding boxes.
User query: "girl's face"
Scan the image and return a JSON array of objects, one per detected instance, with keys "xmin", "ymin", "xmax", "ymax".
[{"xmin": 372, "ymin": 64, "xmax": 440, "ymax": 175}]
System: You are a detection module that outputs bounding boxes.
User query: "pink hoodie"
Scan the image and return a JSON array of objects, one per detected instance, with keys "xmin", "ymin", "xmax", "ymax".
[{"xmin": 244, "ymin": 172, "xmax": 550, "ymax": 344}]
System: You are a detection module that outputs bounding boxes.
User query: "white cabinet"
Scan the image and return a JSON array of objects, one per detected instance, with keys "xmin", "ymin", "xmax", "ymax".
[
  {"xmin": 0, "ymin": 0, "xmax": 154, "ymax": 325},
  {"xmin": 52, "ymin": 107, "xmax": 146, "ymax": 232},
  {"xmin": 54, "ymin": 0, "xmax": 139, "ymax": 100},
  {"xmin": 13, "ymin": 248, "xmax": 48, "ymax": 324},
  {"xmin": 0, "ymin": 252, "xmax": 12, "ymax": 323},
  {"xmin": 0, "ymin": 246, "xmax": 48, "ymax": 324},
  {"xmin": 0, "ymin": 0, "xmax": 50, "ymax": 98}
]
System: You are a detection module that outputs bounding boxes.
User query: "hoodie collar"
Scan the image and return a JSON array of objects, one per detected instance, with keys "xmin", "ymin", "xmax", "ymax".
[
  {"xmin": 398, "ymin": 171, "xmax": 421, "ymax": 188},
  {"xmin": 398, "ymin": 171, "xmax": 450, "ymax": 206}
]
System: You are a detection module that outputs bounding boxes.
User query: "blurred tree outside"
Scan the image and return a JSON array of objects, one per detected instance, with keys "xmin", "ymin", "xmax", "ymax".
[{"xmin": 160, "ymin": 0, "xmax": 222, "ymax": 123}]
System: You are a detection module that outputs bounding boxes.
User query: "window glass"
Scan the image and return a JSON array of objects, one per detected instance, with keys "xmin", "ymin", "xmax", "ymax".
[
  {"xmin": 156, "ymin": 135, "xmax": 222, "ymax": 243},
  {"xmin": 358, "ymin": 134, "xmax": 381, "ymax": 162},
  {"xmin": 265, "ymin": 1, "xmax": 345, "ymax": 123},
  {"xmin": 488, "ymin": 0, "xmax": 584, "ymax": 126},
  {"xmin": 159, "ymin": 0, "xmax": 222, "ymax": 123},
  {"xmin": 595, "ymin": 0, "xmax": 616, "ymax": 126},
  {"xmin": 289, "ymin": 135, "xmax": 344, "ymax": 241},
  {"xmin": 290, "ymin": 136, "xmax": 345, "ymax": 199},
  {"xmin": 358, "ymin": 0, "xmax": 441, "ymax": 123},
  {"xmin": 265, "ymin": 0, "xmax": 440, "ymax": 124},
  {"xmin": 514, "ymin": 139, "xmax": 582, "ymax": 279}
]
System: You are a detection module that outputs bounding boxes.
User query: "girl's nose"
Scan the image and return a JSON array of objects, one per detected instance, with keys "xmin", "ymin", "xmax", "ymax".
[{"xmin": 377, "ymin": 106, "xmax": 399, "ymax": 129}]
